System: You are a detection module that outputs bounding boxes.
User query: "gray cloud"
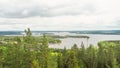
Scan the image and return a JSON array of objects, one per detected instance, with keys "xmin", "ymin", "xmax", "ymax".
[
  {"xmin": 0, "ymin": 0, "xmax": 120, "ymax": 30},
  {"xmin": 0, "ymin": 1, "xmax": 96, "ymax": 18},
  {"xmin": 0, "ymin": 6, "xmax": 49, "ymax": 18},
  {"xmin": 0, "ymin": 22, "xmax": 16, "ymax": 25}
]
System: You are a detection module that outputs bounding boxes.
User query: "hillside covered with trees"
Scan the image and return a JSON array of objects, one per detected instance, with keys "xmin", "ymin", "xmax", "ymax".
[{"xmin": 0, "ymin": 28, "xmax": 120, "ymax": 68}]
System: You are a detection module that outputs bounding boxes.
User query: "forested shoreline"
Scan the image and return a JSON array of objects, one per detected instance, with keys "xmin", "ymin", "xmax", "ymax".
[{"xmin": 0, "ymin": 28, "xmax": 120, "ymax": 68}]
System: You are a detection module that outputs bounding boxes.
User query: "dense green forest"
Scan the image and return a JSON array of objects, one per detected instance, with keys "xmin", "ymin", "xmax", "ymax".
[{"xmin": 0, "ymin": 28, "xmax": 120, "ymax": 68}]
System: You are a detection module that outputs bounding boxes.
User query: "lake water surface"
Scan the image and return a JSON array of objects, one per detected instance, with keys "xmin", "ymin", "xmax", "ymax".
[{"xmin": 49, "ymin": 32, "xmax": 120, "ymax": 49}]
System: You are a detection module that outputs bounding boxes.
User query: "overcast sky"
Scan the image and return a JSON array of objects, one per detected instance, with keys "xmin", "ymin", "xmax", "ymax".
[{"xmin": 0, "ymin": 0, "xmax": 120, "ymax": 31}]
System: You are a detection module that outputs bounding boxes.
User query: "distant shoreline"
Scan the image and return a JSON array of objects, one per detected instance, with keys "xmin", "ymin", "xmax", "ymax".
[{"xmin": 1, "ymin": 30, "xmax": 120, "ymax": 36}]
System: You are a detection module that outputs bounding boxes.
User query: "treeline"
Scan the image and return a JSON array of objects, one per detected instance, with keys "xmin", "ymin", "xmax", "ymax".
[
  {"xmin": 0, "ymin": 28, "xmax": 120, "ymax": 68},
  {"xmin": 56, "ymin": 42, "xmax": 120, "ymax": 68}
]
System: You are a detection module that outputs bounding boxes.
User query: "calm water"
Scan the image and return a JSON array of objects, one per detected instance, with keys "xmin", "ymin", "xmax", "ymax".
[
  {"xmin": 49, "ymin": 32, "xmax": 120, "ymax": 49},
  {"xmin": 1, "ymin": 31, "xmax": 120, "ymax": 49}
]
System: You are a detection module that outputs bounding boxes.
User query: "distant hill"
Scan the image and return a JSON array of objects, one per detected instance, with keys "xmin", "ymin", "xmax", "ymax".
[{"xmin": 0, "ymin": 30, "xmax": 120, "ymax": 36}]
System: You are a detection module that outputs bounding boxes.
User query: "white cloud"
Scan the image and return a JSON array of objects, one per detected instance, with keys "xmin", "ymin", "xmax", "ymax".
[{"xmin": 0, "ymin": 0, "xmax": 120, "ymax": 30}]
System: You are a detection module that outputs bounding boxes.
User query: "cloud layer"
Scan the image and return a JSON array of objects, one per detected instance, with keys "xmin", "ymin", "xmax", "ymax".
[{"xmin": 0, "ymin": 0, "xmax": 120, "ymax": 30}]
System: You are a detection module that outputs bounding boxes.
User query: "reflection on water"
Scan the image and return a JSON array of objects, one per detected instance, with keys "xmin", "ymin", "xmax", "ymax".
[
  {"xmin": 49, "ymin": 34, "xmax": 120, "ymax": 49},
  {"xmin": 49, "ymin": 38, "xmax": 88, "ymax": 49}
]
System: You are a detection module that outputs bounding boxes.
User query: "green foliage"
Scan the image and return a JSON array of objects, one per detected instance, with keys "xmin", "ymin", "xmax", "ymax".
[
  {"xmin": 31, "ymin": 59, "xmax": 40, "ymax": 68},
  {"xmin": 0, "ymin": 29, "xmax": 120, "ymax": 68}
]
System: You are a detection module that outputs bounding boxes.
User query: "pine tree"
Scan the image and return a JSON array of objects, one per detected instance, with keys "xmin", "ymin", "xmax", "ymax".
[
  {"xmin": 24, "ymin": 28, "xmax": 32, "ymax": 37},
  {"xmin": 67, "ymin": 51, "xmax": 78, "ymax": 68},
  {"xmin": 38, "ymin": 34, "xmax": 49, "ymax": 68},
  {"xmin": 57, "ymin": 54, "xmax": 63, "ymax": 68}
]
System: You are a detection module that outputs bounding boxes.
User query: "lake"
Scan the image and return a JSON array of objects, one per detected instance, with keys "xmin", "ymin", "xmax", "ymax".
[
  {"xmin": 1, "ymin": 31, "xmax": 120, "ymax": 49},
  {"xmin": 49, "ymin": 32, "xmax": 120, "ymax": 49}
]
